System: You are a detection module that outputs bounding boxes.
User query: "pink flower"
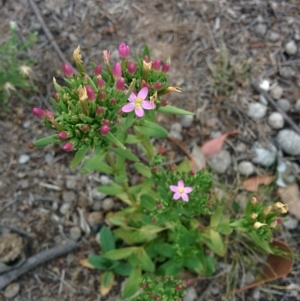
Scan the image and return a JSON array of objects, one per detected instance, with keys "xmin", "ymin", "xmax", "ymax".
[
  {"xmin": 58, "ymin": 131, "xmax": 68, "ymax": 140},
  {"xmin": 113, "ymin": 62, "xmax": 122, "ymax": 80},
  {"xmin": 62, "ymin": 63, "xmax": 73, "ymax": 77},
  {"xmin": 121, "ymin": 87, "xmax": 155, "ymax": 118},
  {"xmin": 94, "ymin": 64, "xmax": 102, "ymax": 75},
  {"xmin": 86, "ymin": 85, "xmax": 95, "ymax": 101},
  {"xmin": 169, "ymin": 180, "xmax": 193, "ymax": 202},
  {"xmin": 118, "ymin": 42, "xmax": 130, "ymax": 58},
  {"xmin": 62, "ymin": 142, "xmax": 73, "ymax": 151},
  {"xmin": 32, "ymin": 107, "xmax": 45, "ymax": 118}
]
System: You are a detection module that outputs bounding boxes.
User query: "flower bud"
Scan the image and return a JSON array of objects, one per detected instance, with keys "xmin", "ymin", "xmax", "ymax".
[
  {"xmin": 127, "ymin": 62, "xmax": 137, "ymax": 74},
  {"xmin": 250, "ymin": 213, "xmax": 258, "ymax": 219},
  {"xmin": 86, "ymin": 85, "xmax": 95, "ymax": 101},
  {"xmin": 58, "ymin": 131, "xmax": 68, "ymax": 140},
  {"xmin": 62, "ymin": 142, "xmax": 73, "ymax": 151},
  {"xmin": 176, "ymin": 285, "xmax": 183, "ymax": 291},
  {"xmin": 102, "ymin": 119, "xmax": 109, "ymax": 125},
  {"xmin": 156, "ymin": 295, "xmax": 161, "ymax": 301},
  {"xmin": 154, "ymin": 82, "xmax": 162, "ymax": 90},
  {"xmin": 190, "ymin": 170, "xmax": 196, "ymax": 176},
  {"xmin": 97, "ymin": 77, "xmax": 105, "ymax": 88},
  {"xmin": 118, "ymin": 42, "xmax": 130, "ymax": 58},
  {"xmin": 162, "ymin": 62, "xmax": 170, "ymax": 73},
  {"xmin": 160, "ymin": 99, "xmax": 168, "ymax": 106},
  {"xmin": 270, "ymin": 220, "xmax": 277, "ymax": 228},
  {"xmin": 141, "ymin": 283, "xmax": 147, "ymax": 289},
  {"xmin": 116, "ymin": 77, "xmax": 125, "ymax": 90},
  {"xmin": 157, "ymin": 204, "xmax": 163, "ymax": 209},
  {"xmin": 253, "ymin": 222, "xmax": 267, "ymax": 229},
  {"xmin": 81, "ymin": 125, "xmax": 88, "ymax": 132},
  {"xmin": 113, "ymin": 62, "xmax": 122, "ymax": 80},
  {"xmin": 96, "ymin": 106, "xmax": 104, "ymax": 115},
  {"xmin": 152, "ymin": 59, "xmax": 161, "ymax": 70},
  {"xmin": 198, "ymin": 224, "xmax": 203, "ymax": 230},
  {"xmin": 144, "ymin": 55, "xmax": 149, "ymax": 63},
  {"xmin": 110, "ymin": 98, "xmax": 116, "ymax": 105},
  {"xmin": 100, "ymin": 125, "xmax": 110, "ymax": 134},
  {"xmin": 53, "ymin": 92, "xmax": 59, "ymax": 102},
  {"xmin": 99, "ymin": 91, "xmax": 106, "ymax": 100},
  {"xmin": 44, "ymin": 110, "xmax": 54, "ymax": 121},
  {"xmin": 152, "ymin": 166, "xmax": 158, "ymax": 173},
  {"xmin": 277, "ymin": 218, "xmax": 283, "ymax": 224},
  {"xmin": 263, "ymin": 206, "xmax": 272, "ymax": 216},
  {"xmin": 103, "ymin": 50, "xmax": 110, "ymax": 64},
  {"xmin": 251, "ymin": 197, "xmax": 258, "ymax": 204},
  {"xmin": 32, "ymin": 107, "xmax": 45, "ymax": 118},
  {"xmin": 141, "ymin": 81, "xmax": 151, "ymax": 91},
  {"xmin": 62, "ymin": 63, "xmax": 73, "ymax": 77},
  {"xmin": 94, "ymin": 64, "xmax": 102, "ymax": 75}
]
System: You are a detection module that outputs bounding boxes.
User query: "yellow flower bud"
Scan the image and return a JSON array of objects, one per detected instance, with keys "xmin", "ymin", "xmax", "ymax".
[
  {"xmin": 253, "ymin": 222, "xmax": 267, "ymax": 229},
  {"xmin": 78, "ymin": 86, "xmax": 87, "ymax": 102},
  {"xmin": 73, "ymin": 46, "xmax": 83, "ymax": 63},
  {"xmin": 250, "ymin": 213, "xmax": 258, "ymax": 219},
  {"xmin": 263, "ymin": 206, "xmax": 272, "ymax": 216},
  {"xmin": 143, "ymin": 60, "xmax": 152, "ymax": 72}
]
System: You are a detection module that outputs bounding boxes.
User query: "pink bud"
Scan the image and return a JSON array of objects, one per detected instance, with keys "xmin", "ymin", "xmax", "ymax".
[
  {"xmin": 86, "ymin": 85, "xmax": 95, "ymax": 101},
  {"xmin": 116, "ymin": 77, "xmax": 125, "ymax": 90},
  {"xmin": 113, "ymin": 62, "xmax": 122, "ymax": 80},
  {"xmin": 102, "ymin": 119, "xmax": 109, "ymax": 125},
  {"xmin": 96, "ymin": 106, "xmax": 104, "ymax": 115},
  {"xmin": 157, "ymin": 204, "xmax": 162, "ymax": 209},
  {"xmin": 118, "ymin": 42, "xmax": 130, "ymax": 58},
  {"xmin": 176, "ymin": 285, "xmax": 183, "ymax": 291},
  {"xmin": 62, "ymin": 142, "xmax": 73, "ymax": 151},
  {"xmin": 97, "ymin": 77, "xmax": 105, "ymax": 88},
  {"xmin": 127, "ymin": 62, "xmax": 137, "ymax": 74},
  {"xmin": 44, "ymin": 110, "xmax": 54, "ymax": 120},
  {"xmin": 94, "ymin": 64, "xmax": 102, "ymax": 75},
  {"xmin": 99, "ymin": 91, "xmax": 106, "ymax": 100},
  {"xmin": 81, "ymin": 125, "xmax": 88, "ymax": 132},
  {"xmin": 32, "ymin": 107, "xmax": 44, "ymax": 118},
  {"xmin": 100, "ymin": 125, "xmax": 110, "ymax": 134},
  {"xmin": 152, "ymin": 59, "xmax": 161, "ymax": 70},
  {"xmin": 277, "ymin": 218, "xmax": 283, "ymax": 224},
  {"xmin": 58, "ymin": 131, "xmax": 68, "ymax": 140},
  {"xmin": 110, "ymin": 98, "xmax": 116, "ymax": 105},
  {"xmin": 144, "ymin": 55, "xmax": 149, "ymax": 63},
  {"xmin": 62, "ymin": 63, "xmax": 73, "ymax": 77},
  {"xmin": 154, "ymin": 82, "xmax": 162, "ymax": 90},
  {"xmin": 161, "ymin": 99, "xmax": 168, "ymax": 106},
  {"xmin": 161, "ymin": 63, "xmax": 170, "ymax": 73},
  {"xmin": 53, "ymin": 92, "xmax": 59, "ymax": 102},
  {"xmin": 141, "ymin": 82, "xmax": 151, "ymax": 91},
  {"xmin": 103, "ymin": 50, "xmax": 110, "ymax": 64},
  {"xmin": 190, "ymin": 170, "xmax": 196, "ymax": 176}
]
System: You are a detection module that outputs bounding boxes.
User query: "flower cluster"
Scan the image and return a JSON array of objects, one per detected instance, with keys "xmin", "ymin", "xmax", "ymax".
[{"xmin": 31, "ymin": 43, "xmax": 180, "ymax": 151}]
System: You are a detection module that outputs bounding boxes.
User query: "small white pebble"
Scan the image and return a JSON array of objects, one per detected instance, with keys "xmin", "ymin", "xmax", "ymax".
[
  {"xmin": 270, "ymin": 85, "xmax": 283, "ymax": 100},
  {"xmin": 170, "ymin": 122, "xmax": 182, "ymax": 133},
  {"xmin": 285, "ymin": 40, "xmax": 297, "ymax": 55},
  {"xmin": 238, "ymin": 161, "xmax": 255, "ymax": 176},
  {"xmin": 259, "ymin": 80, "xmax": 270, "ymax": 91},
  {"xmin": 4, "ymin": 283, "xmax": 20, "ymax": 299},
  {"xmin": 247, "ymin": 102, "xmax": 267, "ymax": 119},
  {"xmin": 268, "ymin": 112, "xmax": 284, "ymax": 129},
  {"xmin": 180, "ymin": 115, "xmax": 194, "ymax": 128},
  {"xmin": 102, "ymin": 198, "xmax": 114, "ymax": 211},
  {"xmin": 277, "ymin": 99, "xmax": 291, "ymax": 112},
  {"xmin": 22, "ymin": 120, "xmax": 31, "ymax": 128},
  {"xmin": 19, "ymin": 154, "xmax": 30, "ymax": 164},
  {"xmin": 169, "ymin": 130, "xmax": 183, "ymax": 141}
]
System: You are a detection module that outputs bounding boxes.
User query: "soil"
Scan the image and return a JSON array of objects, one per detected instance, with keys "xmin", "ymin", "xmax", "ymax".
[{"xmin": 0, "ymin": 0, "xmax": 300, "ymax": 300}]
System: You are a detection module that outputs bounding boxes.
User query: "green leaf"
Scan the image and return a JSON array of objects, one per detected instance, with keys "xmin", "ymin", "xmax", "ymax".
[
  {"xmin": 88, "ymin": 255, "xmax": 112, "ymax": 270},
  {"xmin": 140, "ymin": 194, "xmax": 156, "ymax": 211},
  {"xmin": 107, "ymin": 146, "xmax": 139, "ymax": 162},
  {"xmin": 204, "ymin": 229, "xmax": 225, "ymax": 257},
  {"xmin": 134, "ymin": 162, "xmax": 151, "ymax": 178},
  {"xmin": 176, "ymin": 157, "xmax": 192, "ymax": 172},
  {"xmin": 210, "ymin": 206, "xmax": 223, "ymax": 229},
  {"xmin": 184, "ymin": 256, "xmax": 203, "ymax": 274},
  {"xmin": 104, "ymin": 247, "xmax": 137, "ymax": 260},
  {"xmin": 104, "ymin": 132, "xmax": 126, "ymax": 150},
  {"xmin": 217, "ymin": 220, "xmax": 233, "ymax": 235},
  {"xmin": 125, "ymin": 134, "xmax": 140, "ymax": 144},
  {"xmin": 122, "ymin": 266, "xmax": 141, "ymax": 299},
  {"xmin": 33, "ymin": 135, "xmax": 59, "ymax": 147},
  {"xmin": 70, "ymin": 147, "xmax": 89, "ymax": 169},
  {"xmin": 97, "ymin": 183, "xmax": 124, "ymax": 195},
  {"xmin": 154, "ymin": 243, "xmax": 174, "ymax": 258},
  {"xmin": 158, "ymin": 105, "xmax": 194, "ymax": 115},
  {"xmin": 116, "ymin": 130, "xmax": 128, "ymax": 144},
  {"xmin": 135, "ymin": 120, "xmax": 168, "ymax": 138},
  {"xmin": 249, "ymin": 232, "xmax": 273, "ymax": 254},
  {"xmin": 135, "ymin": 248, "xmax": 155, "ymax": 272},
  {"xmin": 100, "ymin": 226, "xmax": 115, "ymax": 253},
  {"xmin": 114, "ymin": 173, "xmax": 128, "ymax": 184},
  {"xmin": 114, "ymin": 262, "xmax": 133, "ymax": 276},
  {"xmin": 100, "ymin": 271, "xmax": 115, "ymax": 296},
  {"xmin": 158, "ymin": 260, "xmax": 183, "ymax": 276},
  {"xmin": 81, "ymin": 151, "xmax": 113, "ymax": 174},
  {"xmin": 124, "ymin": 112, "xmax": 136, "ymax": 129},
  {"xmin": 142, "ymin": 44, "xmax": 151, "ymax": 60}
]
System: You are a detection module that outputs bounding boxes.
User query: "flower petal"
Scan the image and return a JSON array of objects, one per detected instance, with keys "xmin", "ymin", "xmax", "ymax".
[
  {"xmin": 184, "ymin": 187, "xmax": 193, "ymax": 194},
  {"xmin": 178, "ymin": 180, "xmax": 184, "ymax": 188},
  {"xmin": 137, "ymin": 87, "xmax": 148, "ymax": 100},
  {"xmin": 182, "ymin": 193, "xmax": 189, "ymax": 202},
  {"xmin": 170, "ymin": 185, "xmax": 178, "ymax": 192},
  {"xmin": 128, "ymin": 92, "xmax": 137, "ymax": 102},
  {"xmin": 173, "ymin": 192, "xmax": 181, "ymax": 200},
  {"xmin": 135, "ymin": 107, "xmax": 144, "ymax": 117},
  {"xmin": 142, "ymin": 100, "xmax": 155, "ymax": 110},
  {"xmin": 122, "ymin": 103, "xmax": 135, "ymax": 113}
]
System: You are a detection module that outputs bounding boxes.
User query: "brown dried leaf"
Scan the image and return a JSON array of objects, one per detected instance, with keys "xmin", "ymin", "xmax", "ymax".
[
  {"xmin": 79, "ymin": 258, "xmax": 95, "ymax": 269},
  {"xmin": 201, "ymin": 130, "xmax": 238, "ymax": 158},
  {"xmin": 278, "ymin": 184, "xmax": 300, "ymax": 220},
  {"xmin": 242, "ymin": 174, "xmax": 274, "ymax": 192}
]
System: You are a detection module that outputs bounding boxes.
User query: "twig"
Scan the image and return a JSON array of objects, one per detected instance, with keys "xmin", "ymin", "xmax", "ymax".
[
  {"xmin": 0, "ymin": 241, "xmax": 80, "ymax": 290},
  {"xmin": 166, "ymin": 136, "xmax": 193, "ymax": 162},
  {"xmin": 251, "ymin": 81, "xmax": 300, "ymax": 136},
  {"xmin": 28, "ymin": 0, "xmax": 74, "ymax": 67},
  {"xmin": 0, "ymin": 224, "xmax": 33, "ymax": 238}
]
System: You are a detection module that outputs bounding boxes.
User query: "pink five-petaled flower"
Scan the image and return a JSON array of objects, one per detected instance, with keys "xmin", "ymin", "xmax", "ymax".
[
  {"xmin": 169, "ymin": 180, "xmax": 193, "ymax": 202},
  {"xmin": 121, "ymin": 87, "xmax": 155, "ymax": 118}
]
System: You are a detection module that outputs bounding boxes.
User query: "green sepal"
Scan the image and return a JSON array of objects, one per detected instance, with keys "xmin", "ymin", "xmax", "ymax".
[
  {"xmin": 158, "ymin": 105, "xmax": 194, "ymax": 115},
  {"xmin": 70, "ymin": 146, "xmax": 89, "ymax": 169},
  {"xmin": 142, "ymin": 44, "xmax": 151, "ymax": 60}
]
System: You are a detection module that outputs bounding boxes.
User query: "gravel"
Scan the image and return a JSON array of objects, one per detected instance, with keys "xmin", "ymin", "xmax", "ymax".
[
  {"xmin": 268, "ymin": 112, "xmax": 284, "ymax": 129},
  {"xmin": 251, "ymin": 142, "xmax": 277, "ymax": 166},
  {"xmin": 171, "ymin": 122, "xmax": 182, "ymax": 133},
  {"xmin": 69, "ymin": 226, "xmax": 82, "ymax": 241},
  {"xmin": 238, "ymin": 161, "xmax": 255, "ymax": 176},
  {"xmin": 285, "ymin": 40, "xmax": 298, "ymax": 55},
  {"xmin": 267, "ymin": 31, "xmax": 280, "ymax": 42},
  {"xmin": 4, "ymin": 283, "xmax": 20, "ymax": 299},
  {"xmin": 247, "ymin": 102, "xmax": 267, "ymax": 119},
  {"xmin": 62, "ymin": 191, "xmax": 76, "ymax": 203},
  {"xmin": 270, "ymin": 85, "xmax": 283, "ymax": 100},
  {"xmin": 102, "ymin": 198, "xmax": 114, "ymax": 211},
  {"xmin": 169, "ymin": 130, "xmax": 183, "ymax": 141},
  {"xmin": 277, "ymin": 98, "xmax": 291, "ymax": 112},
  {"xmin": 277, "ymin": 129, "xmax": 300, "ymax": 155},
  {"xmin": 208, "ymin": 150, "xmax": 231, "ymax": 174},
  {"xmin": 18, "ymin": 154, "xmax": 30, "ymax": 164},
  {"xmin": 183, "ymin": 287, "xmax": 197, "ymax": 301},
  {"xmin": 180, "ymin": 115, "xmax": 194, "ymax": 128},
  {"xmin": 295, "ymin": 98, "xmax": 300, "ymax": 112},
  {"xmin": 259, "ymin": 80, "xmax": 270, "ymax": 91},
  {"xmin": 59, "ymin": 202, "xmax": 72, "ymax": 215},
  {"xmin": 283, "ymin": 215, "xmax": 299, "ymax": 230},
  {"xmin": 254, "ymin": 23, "xmax": 267, "ymax": 37}
]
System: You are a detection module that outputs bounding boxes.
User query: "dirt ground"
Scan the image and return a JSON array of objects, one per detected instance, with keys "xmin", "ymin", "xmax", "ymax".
[{"xmin": 0, "ymin": 0, "xmax": 300, "ymax": 300}]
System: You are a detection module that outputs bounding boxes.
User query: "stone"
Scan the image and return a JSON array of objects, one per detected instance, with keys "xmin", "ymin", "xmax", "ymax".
[
  {"xmin": 170, "ymin": 122, "xmax": 182, "ymax": 133},
  {"xmin": 259, "ymin": 80, "xmax": 270, "ymax": 91},
  {"xmin": 295, "ymin": 99, "xmax": 300, "ymax": 112},
  {"xmin": 285, "ymin": 40, "xmax": 297, "ymax": 55},
  {"xmin": 45, "ymin": 153, "xmax": 54, "ymax": 164},
  {"xmin": 59, "ymin": 202, "xmax": 72, "ymax": 215},
  {"xmin": 259, "ymin": 94, "xmax": 268, "ymax": 105},
  {"xmin": 252, "ymin": 288, "xmax": 260, "ymax": 300},
  {"xmin": 87, "ymin": 212, "xmax": 103, "ymax": 226},
  {"xmin": 280, "ymin": 66, "xmax": 296, "ymax": 78},
  {"xmin": 62, "ymin": 191, "xmax": 76, "ymax": 203},
  {"xmin": 251, "ymin": 142, "xmax": 277, "ymax": 167},
  {"xmin": 102, "ymin": 198, "xmax": 114, "ymax": 211},
  {"xmin": 180, "ymin": 115, "xmax": 194, "ymax": 128},
  {"xmin": 208, "ymin": 150, "xmax": 231, "ymax": 174},
  {"xmin": 254, "ymin": 24, "xmax": 267, "ymax": 37},
  {"xmin": 247, "ymin": 102, "xmax": 267, "ymax": 119},
  {"xmin": 210, "ymin": 287, "xmax": 219, "ymax": 295},
  {"xmin": 169, "ymin": 130, "xmax": 183, "ymax": 141},
  {"xmin": 268, "ymin": 112, "xmax": 284, "ymax": 129},
  {"xmin": 22, "ymin": 120, "xmax": 31, "ymax": 128},
  {"xmin": 267, "ymin": 31, "xmax": 280, "ymax": 42},
  {"xmin": 270, "ymin": 85, "xmax": 283, "ymax": 100},
  {"xmin": 66, "ymin": 178, "xmax": 77, "ymax": 190},
  {"xmin": 69, "ymin": 226, "xmax": 81, "ymax": 241},
  {"xmin": 238, "ymin": 161, "xmax": 255, "ymax": 176},
  {"xmin": 283, "ymin": 215, "xmax": 298, "ymax": 230},
  {"xmin": 235, "ymin": 142, "xmax": 247, "ymax": 152},
  {"xmin": 18, "ymin": 154, "xmax": 30, "ymax": 164},
  {"xmin": 183, "ymin": 287, "xmax": 197, "ymax": 301},
  {"xmin": 4, "ymin": 283, "xmax": 20, "ymax": 299},
  {"xmin": 99, "ymin": 175, "xmax": 112, "ymax": 186},
  {"xmin": 92, "ymin": 188, "xmax": 107, "ymax": 201},
  {"xmin": 277, "ymin": 98, "xmax": 291, "ymax": 112},
  {"xmin": 92, "ymin": 200, "xmax": 102, "ymax": 211},
  {"xmin": 277, "ymin": 129, "xmax": 300, "ymax": 155}
]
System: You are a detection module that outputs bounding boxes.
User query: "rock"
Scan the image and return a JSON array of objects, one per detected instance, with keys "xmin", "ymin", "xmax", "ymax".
[
  {"xmin": 238, "ymin": 161, "xmax": 255, "ymax": 176},
  {"xmin": 252, "ymin": 288, "xmax": 260, "ymax": 300},
  {"xmin": 169, "ymin": 130, "xmax": 183, "ymax": 141},
  {"xmin": 87, "ymin": 212, "xmax": 103, "ymax": 226},
  {"xmin": 183, "ymin": 287, "xmax": 197, "ymax": 301},
  {"xmin": 66, "ymin": 178, "xmax": 77, "ymax": 190},
  {"xmin": 259, "ymin": 80, "xmax": 270, "ymax": 91},
  {"xmin": 180, "ymin": 115, "xmax": 194, "ymax": 128},
  {"xmin": 251, "ymin": 142, "xmax": 277, "ymax": 167},
  {"xmin": 277, "ymin": 98, "xmax": 291, "ymax": 112},
  {"xmin": 59, "ymin": 202, "xmax": 72, "ymax": 215},
  {"xmin": 22, "ymin": 120, "xmax": 31, "ymax": 128},
  {"xmin": 277, "ymin": 129, "xmax": 300, "ymax": 155},
  {"xmin": 270, "ymin": 85, "xmax": 283, "ymax": 100},
  {"xmin": 244, "ymin": 271, "xmax": 255, "ymax": 284},
  {"xmin": 259, "ymin": 94, "xmax": 268, "ymax": 105},
  {"xmin": 102, "ymin": 198, "xmax": 114, "ymax": 211},
  {"xmin": 268, "ymin": 112, "xmax": 284, "ymax": 129},
  {"xmin": 92, "ymin": 200, "xmax": 102, "ymax": 211},
  {"xmin": 267, "ymin": 31, "xmax": 280, "ymax": 42},
  {"xmin": 254, "ymin": 24, "xmax": 267, "ymax": 37},
  {"xmin": 21, "ymin": 179, "xmax": 29, "ymax": 189},
  {"xmin": 210, "ymin": 287, "xmax": 219, "ymax": 295},
  {"xmin": 92, "ymin": 188, "xmax": 107, "ymax": 201},
  {"xmin": 235, "ymin": 142, "xmax": 247, "ymax": 152},
  {"xmin": 170, "ymin": 122, "xmax": 182, "ymax": 133},
  {"xmin": 247, "ymin": 102, "xmax": 267, "ymax": 119},
  {"xmin": 208, "ymin": 150, "xmax": 231, "ymax": 174},
  {"xmin": 285, "ymin": 40, "xmax": 297, "ymax": 55},
  {"xmin": 283, "ymin": 215, "xmax": 298, "ymax": 230},
  {"xmin": 69, "ymin": 226, "xmax": 81, "ymax": 241},
  {"xmin": 45, "ymin": 153, "xmax": 54, "ymax": 164},
  {"xmin": 280, "ymin": 66, "xmax": 296, "ymax": 78},
  {"xmin": 295, "ymin": 99, "xmax": 300, "ymax": 112},
  {"xmin": 99, "ymin": 175, "xmax": 112, "ymax": 186},
  {"xmin": 18, "ymin": 154, "xmax": 30, "ymax": 164},
  {"xmin": 4, "ymin": 283, "xmax": 20, "ymax": 299},
  {"xmin": 62, "ymin": 191, "xmax": 76, "ymax": 203}
]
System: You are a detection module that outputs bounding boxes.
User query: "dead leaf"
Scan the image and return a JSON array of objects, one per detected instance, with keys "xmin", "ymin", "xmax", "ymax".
[
  {"xmin": 201, "ymin": 130, "xmax": 238, "ymax": 157},
  {"xmin": 242, "ymin": 174, "xmax": 274, "ymax": 192},
  {"xmin": 100, "ymin": 273, "xmax": 115, "ymax": 296},
  {"xmin": 278, "ymin": 184, "xmax": 300, "ymax": 220},
  {"xmin": 79, "ymin": 258, "xmax": 95, "ymax": 269}
]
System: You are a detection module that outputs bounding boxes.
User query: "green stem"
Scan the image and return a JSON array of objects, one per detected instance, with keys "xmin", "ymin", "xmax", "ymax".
[{"xmin": 135, "ymin": 130, "xmax": 156, "ymax": 160}]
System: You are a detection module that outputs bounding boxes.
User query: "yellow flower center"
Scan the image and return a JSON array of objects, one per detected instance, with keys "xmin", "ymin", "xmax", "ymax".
[
  {"xmin": 178, "ymin": 187, "xmax": 184, "ymax": 193},
  {"xmin": 135, "ymin": 97, "xmax": 142, "ymax": 109}
]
